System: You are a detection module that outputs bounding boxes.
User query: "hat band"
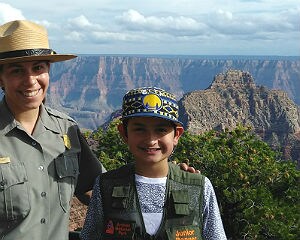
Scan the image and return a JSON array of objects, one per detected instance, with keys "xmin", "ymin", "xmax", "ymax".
[{"xmin": 0, "ymin": 48, "xmax": 56, "ymax": 60}]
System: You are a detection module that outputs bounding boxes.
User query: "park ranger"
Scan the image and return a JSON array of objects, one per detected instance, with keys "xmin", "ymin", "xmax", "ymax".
[{"xmin": 0, "ymin": 20, "xmax": 105, "ymax": 240}]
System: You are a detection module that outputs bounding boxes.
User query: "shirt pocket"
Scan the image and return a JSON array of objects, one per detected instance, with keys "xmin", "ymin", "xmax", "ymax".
[
  {"xmin": 54, "ymin": 151, "xmax": 79, "ymax": 212},
  {"xmin": 171, "ymin": 190, "xmax": 190, "ymax": 216},
  {"xmin": 0, "ymin": 163, "xmax": 30, "ymax": 222}
]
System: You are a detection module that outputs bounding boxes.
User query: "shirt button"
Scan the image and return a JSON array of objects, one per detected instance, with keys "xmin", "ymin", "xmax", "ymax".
[
  {"xmin": 0, "ymin": 180, "xmax": 7, "ymax": 190},
  {"xmin": 32, "ymin": 141, "xmax": 37, "ymax": 146},
  {"xmin": 41, "ymin": 218, "xmax": 46, "ymax": 224},
  {"xmin": 38, "ymin": 166, "xmax": 44, "ymax": 171},
  {"xmin": 41, "ymin": 192, "xmax": 47, "ymax": 197}
]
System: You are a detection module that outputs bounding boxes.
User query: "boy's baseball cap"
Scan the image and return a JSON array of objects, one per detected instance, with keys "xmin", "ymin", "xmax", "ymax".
[{"xmin": 121, "ymin": 87, "xmax": 183, "ymax": 126}]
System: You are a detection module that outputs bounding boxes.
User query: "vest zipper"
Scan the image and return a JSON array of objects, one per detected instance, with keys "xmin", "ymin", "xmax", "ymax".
[
  {"xmin": 133, "ymin": 175, "xmax": 148, "ymax": 238},
  {"xmin": 153, "ymin": 168, "xmax": 171, "ymax": 239},
  {"xmin": 133, "ymin": 168, "xmax": 170, "ymax": 240}
]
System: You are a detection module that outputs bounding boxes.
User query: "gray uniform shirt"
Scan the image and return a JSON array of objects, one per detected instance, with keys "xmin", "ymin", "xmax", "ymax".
[{"xmin": 0, "ymin": 98, "xmax": 104, "ymax": 240}]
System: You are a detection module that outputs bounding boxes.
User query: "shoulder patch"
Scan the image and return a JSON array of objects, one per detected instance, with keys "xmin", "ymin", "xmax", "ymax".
[{"xmin": 169, "ymin": 162, "xmax": 205, "ymax": 186}]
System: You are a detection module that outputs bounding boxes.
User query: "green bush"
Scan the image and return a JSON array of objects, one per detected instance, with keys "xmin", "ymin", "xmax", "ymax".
[
  {"xmin": 87, "ymin": 123, "xmax": 300, "ymax": 239},
  {"xmin": 88, "ymin": 119, "xmax": 134, "ymax": 170}
]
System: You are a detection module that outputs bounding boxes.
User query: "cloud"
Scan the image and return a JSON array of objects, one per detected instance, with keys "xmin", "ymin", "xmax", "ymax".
[
  {"xmin": 0, "ymin": 3, "xmax": 25, "ymax": 23},
  {"xmin": 65, "ymin": 31, "xmax": 85, "ymax": 42},
  {"xmin": 62, "ymin": 15, "xmax": 142, "ymax": 43},
  {"xmin": 91, "ymin": 31, "xmax": 140, "ymax": 43},
  {"xmin": 206, "ymin": 7, "xmax": 299, "ymax": 39},
  {"xmin": 62, "ymin": 15, "xmax": 104, "ymax": 42},
  {"xmin": 58, "ymin": 5, "xmax": 299, "ymax": 53},
  {"xmin": 0, "ymin": 1, "xmax": 298, "ymax": 55},
  {"xmin": 67, "ymin": 15, "xmax": 101, "ymax": 30},
  {"xmin": 117, "ymin": 9, "xmax": 207, "ymax": 36}
]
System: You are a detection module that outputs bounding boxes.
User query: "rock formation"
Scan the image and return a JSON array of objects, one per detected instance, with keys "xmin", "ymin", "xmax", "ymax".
[{"xmin": 179, "ymin": 69, "xmax": 300, "ymax": 166}]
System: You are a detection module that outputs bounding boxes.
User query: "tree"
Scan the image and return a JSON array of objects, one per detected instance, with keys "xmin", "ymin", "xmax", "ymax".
[
  {"xmin": 89, "ymin": 119, "xmax": 134, "ymax": 170},
  {"xmin": 176, "ymin": 126, "xmax": 300, "ymax": 239}
]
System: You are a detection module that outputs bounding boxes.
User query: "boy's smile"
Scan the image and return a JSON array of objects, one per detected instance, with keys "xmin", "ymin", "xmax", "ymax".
[{"xmin": 140, "ymin": 146, "xmax": 161, "ymax": 153}]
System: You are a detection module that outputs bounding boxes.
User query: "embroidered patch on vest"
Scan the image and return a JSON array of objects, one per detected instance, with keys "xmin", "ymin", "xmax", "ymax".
[
  {"xmin": 167, "ymin": 225, "xmax": 200, "ymax": 240},
  {"xmin": 176, "ymin": 229, "xmax": 197, "ymax": 240},
  {"xmin": 105, "ymin": 220, "xmax": 114, "ymax": 234},
  {"xmin": 104, "ymin": 219, "xmax": 136, "ymax": 239}
]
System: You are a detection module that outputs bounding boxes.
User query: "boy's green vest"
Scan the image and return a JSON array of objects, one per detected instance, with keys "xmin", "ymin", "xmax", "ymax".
[{"xmin": 99, "ymin": 162, "xmax": 205, "ymax": 240}]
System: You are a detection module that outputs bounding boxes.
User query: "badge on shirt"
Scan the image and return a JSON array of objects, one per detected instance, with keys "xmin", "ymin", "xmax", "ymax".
[
  {"xmin": 62, "ymin": 134, "xmax": 71, "ymax": 149},
  {"xmin": 0, "ymin": 157, "xmax": 10, "ymax": 164},
  {"xmin": 104, "ymin": 219, "xmax": 136, "ymax": 239}
]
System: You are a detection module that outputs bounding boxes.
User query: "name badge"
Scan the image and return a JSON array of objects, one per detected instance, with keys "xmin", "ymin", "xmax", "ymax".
[{"xmin": 0, "ymin": 157, "xmax": 10, "ymax": 164}]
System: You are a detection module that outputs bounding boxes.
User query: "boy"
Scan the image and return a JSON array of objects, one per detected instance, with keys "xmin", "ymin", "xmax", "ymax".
[{"xmin": 81, "ymin": 87, "xmax": 227, "ymax": 239}]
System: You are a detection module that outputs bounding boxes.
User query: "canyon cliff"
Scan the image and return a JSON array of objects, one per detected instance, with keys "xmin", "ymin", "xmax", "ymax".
[
  {"xmin": 179, "ymin": 69, "xmax": 300, "ymax": 166},
  {"xmin": 47, "ymin": 56, "xmax": 300, "ymax": 130}
]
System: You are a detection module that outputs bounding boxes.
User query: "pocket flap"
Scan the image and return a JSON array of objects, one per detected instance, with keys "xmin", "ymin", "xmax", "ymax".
[
  {"xmin": 174, "ymin": 204, "xmax": 190, "ymax": 215},
  {"xmin": 171, "ymin": 190, "xmax": 190, "ymax": 215},
  {"xmin": 111, "ymin": 186, "xmax": 130, "ymax": 209},
  {"xmin": 172, "ymin": 190, "xmax": 189, "ymax": 203},
  {"xmin": 112, "ymin": 186, "xmax": 130, "ymax": 198},
  {"xmin": 0, "ymin": 163, "xmax": 28, "ymax": 190},
  {"xmin": 55, "ymin": 152, "xmax": 79, "ymax": 179}
]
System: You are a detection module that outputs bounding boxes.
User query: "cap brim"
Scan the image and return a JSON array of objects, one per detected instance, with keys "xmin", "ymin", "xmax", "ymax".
[{"xmin": 0, "ymin": 54, "xmax": 77, "ymax": 64}]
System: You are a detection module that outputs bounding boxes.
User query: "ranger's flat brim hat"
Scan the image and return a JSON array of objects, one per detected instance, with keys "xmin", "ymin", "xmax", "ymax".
[
  {"xmin": 121, "ymin": 87, "xmax": 183, "ymax": 126},
  {"xmin": 0, "ymin": 20, "xmax": 77, "ymax": 64}
]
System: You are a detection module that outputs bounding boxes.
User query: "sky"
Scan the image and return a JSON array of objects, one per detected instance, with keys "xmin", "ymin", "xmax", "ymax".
[{"xmin": 0, "ymin": 0, "xmax": 299, "ymax": 56}]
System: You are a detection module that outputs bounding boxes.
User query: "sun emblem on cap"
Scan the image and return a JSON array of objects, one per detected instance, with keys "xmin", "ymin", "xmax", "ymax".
[{"xmin": 143, "ymin": 94, "xmax": 162, "ymax": 110}]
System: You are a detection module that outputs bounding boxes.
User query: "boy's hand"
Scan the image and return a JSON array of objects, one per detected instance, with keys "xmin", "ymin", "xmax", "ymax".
[{"xmin": 173, "ymin": 161, "xmax": 201, "ymax": 173}]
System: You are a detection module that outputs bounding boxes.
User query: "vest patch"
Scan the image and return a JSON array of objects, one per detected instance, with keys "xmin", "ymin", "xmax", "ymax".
[
  {"xmin": 176, "ymin": 229, "xmax": 197, "ymax": 240},
  {"xmin": 167, "ymin": 226, "xmax": 201, "ymax": 240},
  {"xmin": 104, "ymin": 219, "xmax": 136, "ymax": 239}
]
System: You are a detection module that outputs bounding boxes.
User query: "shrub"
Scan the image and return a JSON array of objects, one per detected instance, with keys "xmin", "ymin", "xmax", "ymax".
[{"xmin": 176, "ymin": 126, "xmax": 300, "ymax": 239}]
